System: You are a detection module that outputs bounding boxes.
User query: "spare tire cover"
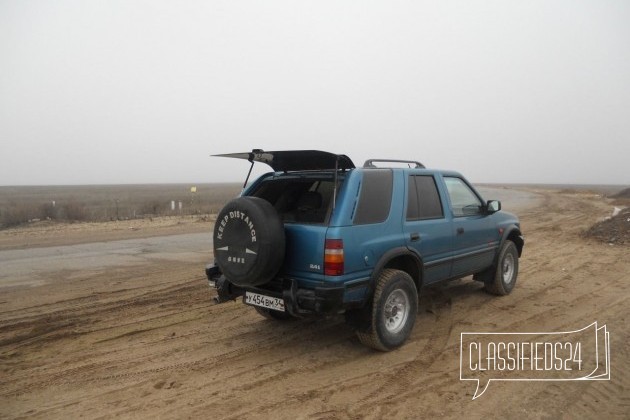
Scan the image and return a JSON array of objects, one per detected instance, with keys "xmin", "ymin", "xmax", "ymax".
[{"xmin": 213, "ymin": 196, "xmax": 285, "ymax": 287}]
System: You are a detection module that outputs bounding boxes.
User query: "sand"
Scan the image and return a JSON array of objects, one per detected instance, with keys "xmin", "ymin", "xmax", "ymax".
[{"xmin": 1, "ymin": 187, "xmax": 628, "ymax": 419}]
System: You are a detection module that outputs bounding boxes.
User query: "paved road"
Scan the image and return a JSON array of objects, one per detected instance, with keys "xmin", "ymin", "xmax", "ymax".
[{"xmin": 0, "ymin": 233, "xmax": 213, "ymax": 288}]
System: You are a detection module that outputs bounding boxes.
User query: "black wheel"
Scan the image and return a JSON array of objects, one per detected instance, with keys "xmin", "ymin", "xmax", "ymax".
[
  {"xmin": 213, "ymin": 197, "xmax": 285, "ymax": 287},
  {"xmin": 356, "ymin": 269, "xmax": 418, "ymax": 351},
  {"xmin": 484, "ymin": 240, "xmax": 519, "ymax": 295},
  {"xmin": 254, "ymin": 307, "xmax": 294, "ymax": 321}
]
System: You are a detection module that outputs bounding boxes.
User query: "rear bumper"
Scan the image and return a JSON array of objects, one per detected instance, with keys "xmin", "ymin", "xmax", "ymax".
[
  {"xmin": 282, "ymin": 279, "xmax": 346, "ymax": 316},
  {"xmin": 205, "ymin": 264, "xmax": 366, "ymax": 316}
]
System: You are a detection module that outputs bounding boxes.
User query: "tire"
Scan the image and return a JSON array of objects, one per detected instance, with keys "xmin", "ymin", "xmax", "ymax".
[
  {"xmin": 254, "ymin": 307, "xmax": 294, "ymax": 321},
  {"xmin": 484, "ymin": 240, "xmax": 519, "ymax": 295},
  {"xmin": 213, "ymin": 197, "xmax": 285, "ymax": 287},
  {"xmin": 356, "ymin": 269, "xmax": 418, "ymax": 351}
]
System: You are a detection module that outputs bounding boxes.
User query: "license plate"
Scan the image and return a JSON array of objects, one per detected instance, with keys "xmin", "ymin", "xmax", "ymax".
[{"xmin": 244, "ymin": 291, "xmax": 285, "ymax": 312}]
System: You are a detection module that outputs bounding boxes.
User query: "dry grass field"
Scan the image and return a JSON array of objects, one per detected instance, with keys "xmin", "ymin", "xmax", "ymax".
[{"xmin": 0, "ymin": 183, "xmax": 242, "ymax": 227}]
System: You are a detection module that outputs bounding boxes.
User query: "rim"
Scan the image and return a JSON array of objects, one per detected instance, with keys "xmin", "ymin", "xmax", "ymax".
[
  {"xmin": 383, "ymin": 288, "xmax": 410, "ymax": 334},
  {"xmin": 502, "ymin": 253, "xmax": 515, "ymax": 284}
]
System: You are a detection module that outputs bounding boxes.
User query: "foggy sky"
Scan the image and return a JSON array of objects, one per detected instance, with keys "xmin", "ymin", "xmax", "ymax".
[{"xmin": 1, "ymin": 0, "xmax": 629, "ymax": 186}]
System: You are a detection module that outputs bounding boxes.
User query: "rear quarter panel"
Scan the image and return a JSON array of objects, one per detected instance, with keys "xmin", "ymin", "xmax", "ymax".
[{"xmin": 326, "ymin": 170, "xmax": 406, "ymax": 285}]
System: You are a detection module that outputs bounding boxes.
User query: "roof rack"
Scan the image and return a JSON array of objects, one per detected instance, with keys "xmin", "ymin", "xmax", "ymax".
[{"xmin": 363, "ymin": 159, "xmax": 425, "ymax": 169}]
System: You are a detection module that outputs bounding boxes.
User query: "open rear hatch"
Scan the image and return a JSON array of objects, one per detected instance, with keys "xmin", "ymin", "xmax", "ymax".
[
  {"xmin": 213, "ymin": 149, "xmax": 355, "ymax": 172},
  {"xmin": 213, "ymin": 150, "xmax": 353, "ymax": 282}
]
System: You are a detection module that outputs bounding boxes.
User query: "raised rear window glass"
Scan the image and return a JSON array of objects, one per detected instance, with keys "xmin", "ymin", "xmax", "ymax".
[
  {"xmin": 407, "ymin": 175, "xmax": 444, "ymax": 220},
  {"xmin": 353, "ymin": 170, "xmax": 393, "ymax": 225}
]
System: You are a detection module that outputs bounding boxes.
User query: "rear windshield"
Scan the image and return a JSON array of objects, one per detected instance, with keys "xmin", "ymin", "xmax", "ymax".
[{"xmin": 248, "ymin": 174, "xmax": 342, "ymax": 224}]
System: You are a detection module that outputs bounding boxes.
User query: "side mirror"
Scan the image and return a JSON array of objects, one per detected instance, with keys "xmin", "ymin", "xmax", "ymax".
[{"xmin": 486, "ymin": 200, "xmax": 501, "ymax": 213}]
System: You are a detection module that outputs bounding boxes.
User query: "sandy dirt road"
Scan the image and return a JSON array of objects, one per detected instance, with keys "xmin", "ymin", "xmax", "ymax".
[{"xmin": 1, "ymin": 188, "xmax": 629, "ymax": 419}]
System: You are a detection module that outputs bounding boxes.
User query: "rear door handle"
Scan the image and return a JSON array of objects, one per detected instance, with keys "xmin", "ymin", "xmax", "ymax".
[
  {"xmin": 457, "ymin": 227, "xmax": 465, "ymax": 235},
  {"xmin": 410, "ymin": 232, "xmax": 420, "ymax": 242}
]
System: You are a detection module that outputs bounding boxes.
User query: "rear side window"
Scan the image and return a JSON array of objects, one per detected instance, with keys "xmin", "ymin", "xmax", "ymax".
[
  {"xmin": 407, "ymin": 175, "xmax": 444, "ymax": 220},
  {"xmin": 353, "ymin": 170, "xmax": 393, "ymax": 225}
]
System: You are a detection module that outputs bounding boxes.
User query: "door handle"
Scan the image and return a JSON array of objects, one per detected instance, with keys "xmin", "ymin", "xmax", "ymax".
[
  {"xmin": 457, "ymin": 227, "xmax": 465, "ymax": 235},
  {"xmin": 410, "ymin": 232, "xmax": 420, "ymax": 242}
]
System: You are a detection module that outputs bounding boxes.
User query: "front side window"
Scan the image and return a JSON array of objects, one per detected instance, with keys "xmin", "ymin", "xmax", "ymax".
[{"xmin": 444, "ymin": 177, "xmax": 482, "ymax": 217}]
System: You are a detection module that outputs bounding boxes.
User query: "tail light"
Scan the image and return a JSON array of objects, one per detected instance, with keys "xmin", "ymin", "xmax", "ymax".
[{"xmin": 324, "ymin": 239, "xmax": 344, "ymax": 276}]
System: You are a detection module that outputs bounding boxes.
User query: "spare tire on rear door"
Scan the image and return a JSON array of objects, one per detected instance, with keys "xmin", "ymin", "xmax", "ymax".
[{"xmin": 213, "ymin": 197, "xmax": 285, "ymax": 287}]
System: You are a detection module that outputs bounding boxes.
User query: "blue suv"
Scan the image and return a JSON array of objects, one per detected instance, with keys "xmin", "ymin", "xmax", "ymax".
[{"xmin": 206, "ymin": 150, "xmax": 524, "ymax": 351}]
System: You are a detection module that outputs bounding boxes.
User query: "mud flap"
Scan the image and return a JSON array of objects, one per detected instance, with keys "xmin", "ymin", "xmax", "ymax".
[{"xmin": 206, "ymin": 265, "xmax": 244, "ymax": 303}]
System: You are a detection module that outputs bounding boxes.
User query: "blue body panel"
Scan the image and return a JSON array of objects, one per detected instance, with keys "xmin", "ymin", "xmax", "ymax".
[{"xmin": 242, "ymin": 167, "xmax": 520, "ymax": 305}]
